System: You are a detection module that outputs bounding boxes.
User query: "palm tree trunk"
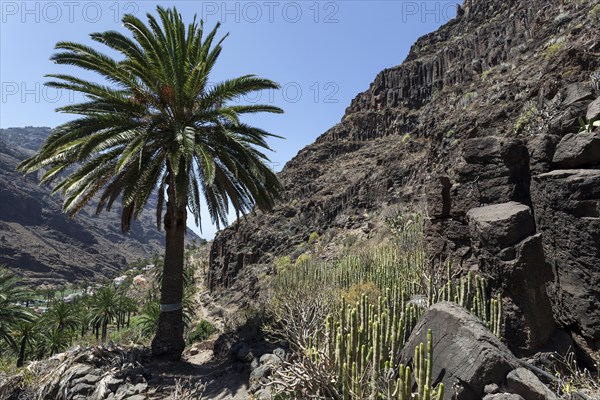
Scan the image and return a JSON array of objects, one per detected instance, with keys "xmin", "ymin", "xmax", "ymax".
[
  {"xmin": 16, "ymin": 335, "xmax": 27, "ymax": 367},
  {"xmin": 151, "ymin": 195, "xmax": 186, "ymax": 360},
  {"xmin": 101, "ymin": 321, "xmax": 108, "ymax": 342}
]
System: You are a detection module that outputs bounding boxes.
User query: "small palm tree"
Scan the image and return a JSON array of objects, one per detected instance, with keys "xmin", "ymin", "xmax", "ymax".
[
  {"xmin": 38, "ymin": 326, "xmax": 70, "ymax": 357},
  {"xmin": 0, "ymin": 268, "xmax": 34, "ymax": 350},
  {"xmin": 88, "ymin": 286, "xmax": 119, "ymax": 342},
  {"xmin": 138, "ymin": 300, "xmax": 160, "ymax": 338},
  {"xmin": 11, "ymin": 317, "xmax": 40, "ymax": 367},
  {"xmin": 43, "ymin": 300, "xmax": 79, "ymax": 335},
  {"xmin": 17, "ymin": 6, "xmax": 283, "ymax": 359}
]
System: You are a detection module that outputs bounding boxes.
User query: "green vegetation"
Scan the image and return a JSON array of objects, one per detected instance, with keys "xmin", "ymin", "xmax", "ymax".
[
  {"xmin": 0, "ymin": 279, "xmax": 138, "ymax": 367},
  {"xmin": 187, "ymin": 320, "xmax": 217, "ymax": 344},
  {"xmin": 0, "ymin": 269, "xmax": 34, "ymax": 351},
  {"xmin": 0, "ymin": 250, "xmax": 205, "ymax": 368},
  {"xmin": 589, "ymin": 4, "xmax": 600, "ymax": 22},
  {"xmin": 274, "ymin": 256, "xmax": 292, "ymax": 272},
  {"xmin": 543, "ymin": 41, "xmax": 565, "ymax": 59},
  {"xmin": 17, "ymin": 5, "xmax": 284, "ymax": 360},
  {"xmin": 264, "ymin": 212, "xmax": 502, "ymax": 398},
  {"xmin": 578, "ymin": 117, "xmax": 600, "ymax": 133},
  {"xmin": 513, "ymin": 101, "xmax": 541, "ymax": 135}
]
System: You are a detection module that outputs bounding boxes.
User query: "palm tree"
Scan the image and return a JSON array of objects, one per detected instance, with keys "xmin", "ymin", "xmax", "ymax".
[
  {"xmin": 43, "ymin": 300, "xmax": 79, "ymax": 335},
  {"xmin": 11, "ymin": 318, "xmax": 40, "ymax": 367},
  {"xmin": 138, "ymin": 300, "xmax": 160, "ymax": 339},
  {"xmin": 17, "ymin": 6, "xmax": 283, "ymax": 359},
  {"xmin": 0, "ymin": 268, "xmax": 34, "ymax": 350},
  {"xmin": 88, "ymin": 286, "xmax": 119, "ymax": 342}
]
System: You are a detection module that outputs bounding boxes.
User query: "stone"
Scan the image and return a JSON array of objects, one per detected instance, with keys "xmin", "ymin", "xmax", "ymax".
[
  {"xmin": 484, "ymin": 383, "xmax": 500, "ymax": 394},
  {"xmin": 426, "ymin": 176, "xmax": 452, "ymax": 218},
  {"xmin": 506, "ymin": 368, "xmax": 558, "ymax": 400},
  {"xmin": 587, "ymin": 97, "xmax": 600, "ymax": 121},
  {"xmin": 272, "ymin": 347, "xmax": 286, "ymax": 359},
  {"xmin": 123, "ymin": 396, "xmax": 147, "ymax": 400},
  {"xmin": 468, "ymin": 202, "xmax": 555, "ymax": 355},
  {"xmin": 562, "ymin": 83, "xmax": 594, "ymax": 106},
  {"xmin": 531, "ymin": 170, "xmax": 600, "ymax": 341},
  {"xmin": 231, "ymin": 342, "xmax": 254, "ymax": 363},
  {"xmin": 400, "ymin": 302, "xmax": 519, "ymax": 400},
  {"xmin": 71, "ymin": 373, "xmax": 101, "ymax": 386},
  {"xmin": 69, "ymin": 382, "xmax": 94, "ymax": 396},
  {"xmin": 467, "ymin": 202, "xmax": 535, "ymax": 251},
  {"xmin": 249, "ymin": 364, "xmax": 273, "ymax": 392},
  {"xmin": 527, "ymin": 134, "xmax": 560, "ymax": 175},
  {"xmin": 92, "ymin": 375, "xmax": 124, "ymax": 399},
  {"xmin": 69, "ymin": 364, "xmax": 93, "ymax": 379},
  {"xmin": 259, "ymin": 353, "xmax": 283, "ymax": 367},
  {"xmin": 552, "ymin": 132, "xmax": 600, "ymax": 168},
  {"xmin": 483, "ymin": 395, "xmax": 525, "ymax": 400}
]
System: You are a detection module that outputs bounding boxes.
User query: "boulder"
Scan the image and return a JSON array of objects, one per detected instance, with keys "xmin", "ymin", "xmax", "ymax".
[
  {"xmin": 562, "ymin": 83, "xmax": 594, "ymax": 106},
  {"xmin": 466, "ymin": 202, "xmax": 535, "ymax": 251},
  {"xmin": 552, "ymin": 132, "xmax": 600, "ymax": 168},
  {"xmin": 586, "ymin": 97, "xmax": 600, "ymax": 121},
  {"xmin": 531, "ymin": 169, "xmax": 600, "ymax": 342},
  {"xmin": 506, "ymin": 368, "xmax": 558, "ymax": 400},
  {"xmin": 527, "ymin": 134, "xmax": 560, "ymax": 175},
  {"xmin": 483, "ymin": 395, "xmax": 525, "ymax": 400},
  {"xmin": 400, "ymin": 302, "xmax": 519, "ymax": 400},
  {"xmin": 467, "ymin": 202, "xmax": 555, "ymax": 354}
]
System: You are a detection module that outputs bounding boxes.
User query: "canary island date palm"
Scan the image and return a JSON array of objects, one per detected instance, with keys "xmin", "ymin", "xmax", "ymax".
[{"xmin": 18, "ymin": 6, "xmax": 283, "ymax": 359}]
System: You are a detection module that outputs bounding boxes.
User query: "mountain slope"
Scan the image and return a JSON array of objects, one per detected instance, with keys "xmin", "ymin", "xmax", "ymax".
[
  {"xmin": 0, "ymin": 127, "xmax": 203, "ymax": 285},
  {"xmin": 208, "ymin": 0, "xmax": 600, "ymax": 347}
]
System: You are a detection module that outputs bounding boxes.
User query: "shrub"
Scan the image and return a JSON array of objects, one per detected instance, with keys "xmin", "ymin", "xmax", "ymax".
[
  {"xmin": 294, "ymin": 253, "xmax": 311, "ymax": 266},
  {"xmin": 274, "ymin": 256, "xmax": 291, "ymax": 272},
  {"xmin": 187, "ymin": 320, "xmax": 216, "ymax": 344},
  {"xmin": 308, "ymin": 231, "xmax": 319, "ymax": 244},
  {"xmin": 341, "ymin": 281, "xmax": 380, "ymax": 305},
  {"xmin": 589, "ymin": 4, "xmax": 600, "ymax": 22}
]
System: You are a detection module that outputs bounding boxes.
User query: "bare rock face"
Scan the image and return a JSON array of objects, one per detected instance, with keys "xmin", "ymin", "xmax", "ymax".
[
  {"xmin": 531, "ymin": 170, "xmax": 600, "ymax": 344},
  {"xmin": 467, "ymin": 202, "xmax": 555, "ymax": 355},
  {"xmin": 427, "ymin": 137, "xmax": 531, "ymax": 264},
  {"xmin": 552, "ymin": 132, "xmax": 600, "ymax": 169},
  {"xmin": 400, "ymin": 302, "xmax": 519, "ymax": 400}
]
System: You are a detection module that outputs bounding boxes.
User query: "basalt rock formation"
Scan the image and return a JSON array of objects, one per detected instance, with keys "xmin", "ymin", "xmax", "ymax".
[
  {"xmin": 0, "ymin": 127, "xmax": 203, "ymax": 284},
  {"xmin": 467, "ymin": 201, "xmax": 555, "ymax": 356},
  {"xmin": 209, "ymin": 0, "xmax": 600, "ymax": 361}
]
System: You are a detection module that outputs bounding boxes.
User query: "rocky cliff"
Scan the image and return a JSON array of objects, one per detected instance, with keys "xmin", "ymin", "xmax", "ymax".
[
  {"xmin": 0, "ymin": 127, "xmax": 203, "ymax": 285},
  {"xmin": 209, "ymin": 0, "xmax": 600, "ymax": 358}
]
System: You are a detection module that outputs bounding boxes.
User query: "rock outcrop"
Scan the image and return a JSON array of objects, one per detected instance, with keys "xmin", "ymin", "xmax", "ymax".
[
  {"xmin": 208, "ymin": 0, "xmax": 600, "ymax": 358},
  {"xmin": 467, "ymin": 202, "xmax": 555, "ymax": 355},
  {"xmin": 531, "ymin": 169, "xmax": 600, "ymax": 348},
  {"xmin": 400, "ymin": 302, "xmax": 558, "ymax": 400}
]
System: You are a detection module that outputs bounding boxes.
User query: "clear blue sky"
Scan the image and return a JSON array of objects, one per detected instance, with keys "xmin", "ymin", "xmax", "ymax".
[{"xmin": 1, "ymin": 1, "xmax": 457, "ymax": 239}]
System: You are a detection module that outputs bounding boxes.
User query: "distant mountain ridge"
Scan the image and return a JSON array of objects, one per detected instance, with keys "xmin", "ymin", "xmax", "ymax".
[{"xmin": 0, "ymin": 126, "xmax": 203, "ymax": 285}]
